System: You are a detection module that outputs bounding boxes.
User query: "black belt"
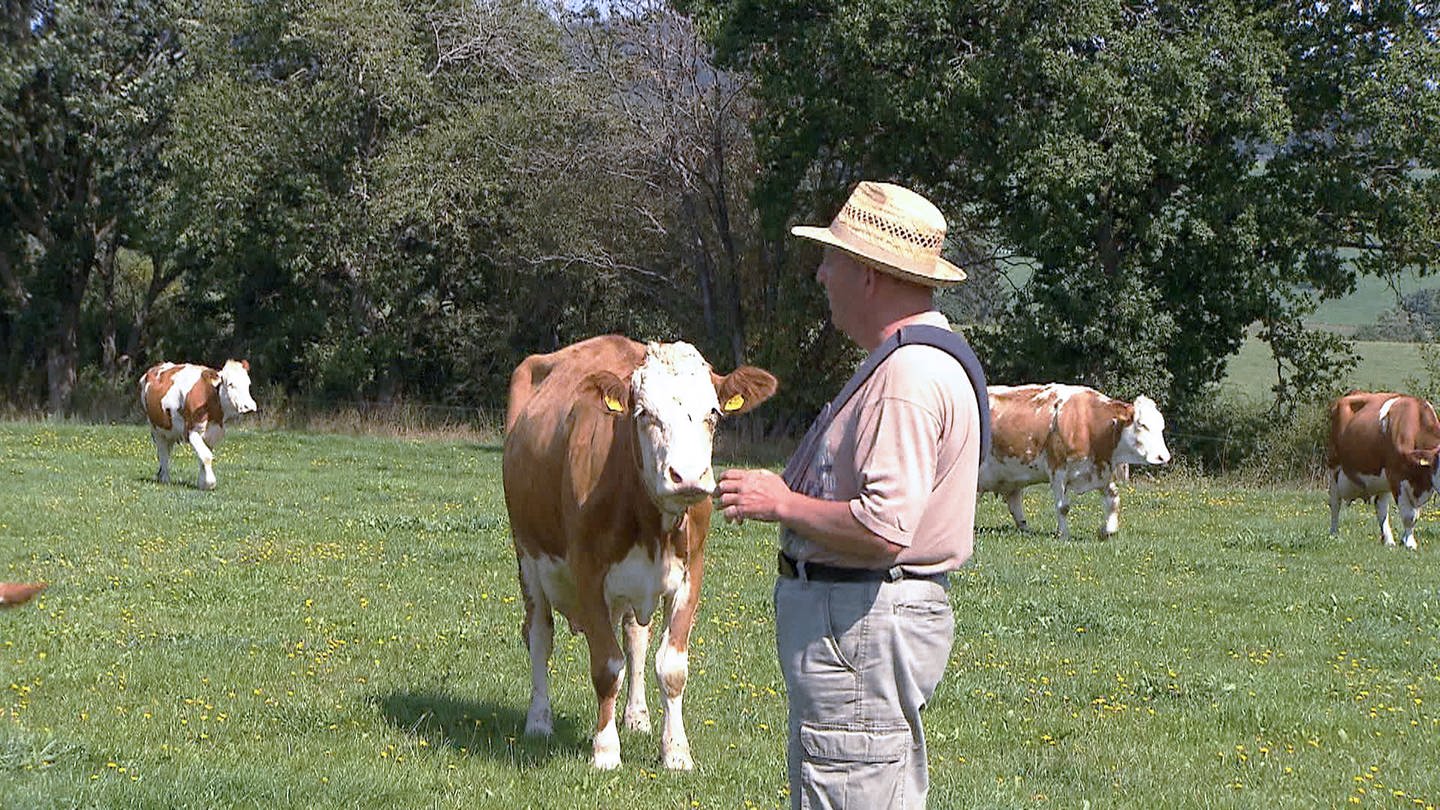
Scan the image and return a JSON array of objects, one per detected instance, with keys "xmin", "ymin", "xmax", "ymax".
[{"xmin": 778, "ymin": 552, "xmax": 948, "ymax": 586}]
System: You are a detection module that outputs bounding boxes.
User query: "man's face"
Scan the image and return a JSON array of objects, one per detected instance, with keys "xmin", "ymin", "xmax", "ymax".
[{"xmin": 815, "ymin": 248, "xmax": 869, "ymax": 339}]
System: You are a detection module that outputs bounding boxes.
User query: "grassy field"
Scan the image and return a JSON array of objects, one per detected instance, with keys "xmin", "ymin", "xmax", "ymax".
[
  {"xmin": 1307, "ymin": 269, "xmax": 1435, "ymax": 333},
  {"xmin": 1220, "ymin": 338, "xmax": 1433, "ymax": 402},
  {"xmin": 3, "ymin": 421, "xmax": 1439, "ymax": 809}
]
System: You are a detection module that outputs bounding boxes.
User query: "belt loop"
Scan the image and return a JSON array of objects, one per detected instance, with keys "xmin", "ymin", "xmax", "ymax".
[{"xmin": 796, "ymin": 558, "xmax": 809, "ymax": 581}]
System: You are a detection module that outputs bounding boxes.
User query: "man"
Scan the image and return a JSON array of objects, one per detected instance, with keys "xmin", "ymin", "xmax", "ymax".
[{"xmin": 717, "ymin": 181, "xmax": 985, "ymax": 808}]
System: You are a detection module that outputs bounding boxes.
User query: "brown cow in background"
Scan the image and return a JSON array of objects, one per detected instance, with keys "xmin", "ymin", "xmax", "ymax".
[{"xmin": 1328, "ymin": 390, "xmax": 1440, "ymax": 550}]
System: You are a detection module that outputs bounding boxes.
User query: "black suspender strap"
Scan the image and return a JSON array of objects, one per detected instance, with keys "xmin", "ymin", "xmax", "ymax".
[{"xmin": 781, "ymin": 324, "xmax": 990, "ymax": 489}]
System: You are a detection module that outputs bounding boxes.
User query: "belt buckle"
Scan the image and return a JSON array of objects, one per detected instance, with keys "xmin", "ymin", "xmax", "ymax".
[{"xmin": 884, "ymin": 565, "xmax": 905, "ymax": 583}]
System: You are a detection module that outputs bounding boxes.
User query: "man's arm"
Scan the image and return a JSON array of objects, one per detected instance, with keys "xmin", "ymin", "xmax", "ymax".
[{"xmin": 715, "ymin": 469, "xmax": 903, "ymax": 563}]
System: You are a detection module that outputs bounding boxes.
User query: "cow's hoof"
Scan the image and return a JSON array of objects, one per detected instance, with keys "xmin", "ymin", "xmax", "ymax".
[
  {"xmin": 198, "ymin": 480, "xmax": 216, "ymax": 491},
  {"xmin": 592, "ymin": 749, "xmax": 622, "ymax": 770},
  {"xmin": 662, "ymin": 747, "xmax": 694, "ymax": 771},
  {"xmin": 524, "ymin": 706, "xmax": 552, "ymax": 737},
  {"xmin": 622, "ymin": 707, "xmax": 651, "ymax": 733}
]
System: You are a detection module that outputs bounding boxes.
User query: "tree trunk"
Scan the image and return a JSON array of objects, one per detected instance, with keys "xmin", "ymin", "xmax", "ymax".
[{"xmin": 99, "ymin": 236, "xmax": 118, "ymax": 373}]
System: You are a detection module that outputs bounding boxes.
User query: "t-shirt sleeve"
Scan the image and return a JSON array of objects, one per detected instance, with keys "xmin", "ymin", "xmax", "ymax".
[{"xmin": 847, "ymin": 395, "xmax": 942, "ymax": 547}]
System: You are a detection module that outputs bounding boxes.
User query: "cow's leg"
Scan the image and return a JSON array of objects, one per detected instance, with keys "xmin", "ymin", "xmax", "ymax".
[
  {"xmin": 518, "ymin": 557, "xmax": 555, "ymax": 736},
  {"xmin": 1328, "ymin": 470, "xmax": 1343, "ymax": 535},
  {"xmin": 151, "ymin": 429, "xmax": 174, "ymax": 483},
  {"xmin": 1374, "ymin": 492, "xmax": 1396, "ymax": 547},
  {"xmin": 1396, "ymin": 483, "xmax": 1421, "ymax": 551},
  {"xmin": 1098, "ymin": 480, "xmax": 1120, "ymax": 540},
  {"xmin": 654, "ymin": 554, "xmax": 702, "ymax": 770},
  {"xmin": 187, "ymin": 428, "xmax": 217, "ymax": 490},
  {"xmin": 1049, "ymin": 475, "xmax": 1072, "ymax": 541},
  {"xmin": 582, "ymin": 622, "xmax": 626, "ymax": 770},
  {"xmin": 1004, "ymin": 489, "xmax": 1028, "ymax": 531},
  {"xmin": 621, "ymin": 609, "xmax": 652, "ymax": 733}
]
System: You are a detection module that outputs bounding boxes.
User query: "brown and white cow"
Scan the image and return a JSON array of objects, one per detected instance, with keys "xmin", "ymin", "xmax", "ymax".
[
  {"xmin": 979, "ymin": 384, "xmax": 1171, "ymax": 540},
  {"xmin": 503, "ymin": 335, "xmax": 776, "ymax": 770},
  {"xmin": 1327, "ymin": 390, "xmax": 1440, "ymax": 550},
  {"xmin": 140, "ymin": 360, "xmax": 257, "ymax": 490},
  {"xmin": 0, "ymin": 582, "xmax": 46, "ymax": 607}
]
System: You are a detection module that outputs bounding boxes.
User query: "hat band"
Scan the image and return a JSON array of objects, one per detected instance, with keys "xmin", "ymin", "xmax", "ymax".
[{"xmin": 834, "ymin": 202, "xmax": 945, "ymax": 264}]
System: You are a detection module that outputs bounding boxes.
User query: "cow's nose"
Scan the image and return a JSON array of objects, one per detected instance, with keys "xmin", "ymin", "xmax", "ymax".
[{"xmin": 667, "ymin": 465, "xmax": 715, "ymax": 496}]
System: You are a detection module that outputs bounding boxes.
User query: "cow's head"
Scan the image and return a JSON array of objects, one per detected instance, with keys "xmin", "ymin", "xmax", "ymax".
[
  {"xmin": 1116, "ymin": 395, "xmax": 1171, "ymax": 466},
  {"xmin": 218, "ymin": 359, "xmax": 258, "ymax": 417},
  {"xmin": 1403, "ymin": 447, "xmax": 1440, "ymax": 491},
  {"xmin": 585, "ymin": 342, "xmax": 778, "ymax": 515}
]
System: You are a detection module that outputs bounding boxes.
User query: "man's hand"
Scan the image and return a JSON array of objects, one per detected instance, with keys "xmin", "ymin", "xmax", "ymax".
[{"xmin": 716, "ymin": 468, "xmax": 793, "ymax": 524}]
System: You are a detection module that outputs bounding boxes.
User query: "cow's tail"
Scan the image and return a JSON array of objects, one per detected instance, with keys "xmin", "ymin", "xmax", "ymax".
[{"xmin": 1326, "ymin": 394, "xmax": 1368, "ymax": 468}]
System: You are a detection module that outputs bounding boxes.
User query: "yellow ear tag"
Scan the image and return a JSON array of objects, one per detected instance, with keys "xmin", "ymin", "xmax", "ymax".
[
  {"xmin": 722, "ymin": 394, "xmax": 745, "ymax": 412},
  {"xmin": 604, "ymin": 394, "xmax": 624, "ymax": 413}
]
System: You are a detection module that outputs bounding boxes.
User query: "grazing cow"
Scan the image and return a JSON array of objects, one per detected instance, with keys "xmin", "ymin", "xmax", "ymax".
[
  {"xmin": 140, "ymin": 360, "xmax": 257, "ymax": 490},
  {"xmin": 0, "ymin": 582, "xmax": 46, "ymax": 607},
  {"xmin": 979, "ymin": 384, "xmax": 1171, "ymax": 540},
  {"xmin": 1327, "ymin": 390, "xmax": 1440, "ymax": 550},
  {"xmin": 503, "ymin": 335, "xmax": 777, "ymax": 770}
]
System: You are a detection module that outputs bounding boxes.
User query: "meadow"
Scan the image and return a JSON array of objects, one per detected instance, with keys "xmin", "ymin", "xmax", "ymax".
[{"xmin": 2, "ymin": 421, "xmax": 1438, "ymax": 809}]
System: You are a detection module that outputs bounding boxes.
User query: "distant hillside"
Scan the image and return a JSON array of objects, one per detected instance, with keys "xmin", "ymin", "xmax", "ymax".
[{"xmin": 1306, "ymin": 268, "xmax": 1437, "ymax": 334}]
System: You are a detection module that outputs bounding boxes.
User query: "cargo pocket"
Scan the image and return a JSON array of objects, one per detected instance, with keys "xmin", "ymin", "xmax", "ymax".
[{"xmin": 798, "ymin": 723, "xmax": 910, "ymax": 809}]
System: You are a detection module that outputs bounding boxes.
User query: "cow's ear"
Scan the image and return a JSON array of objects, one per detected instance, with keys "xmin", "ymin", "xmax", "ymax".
[
  {"xmin": 582, "ymin": 371, "xmax": 630, "ymax": 416},
  {"xmin": 241, "ymin": 359, "xmax": 250, "ymax": 371},
  {"xmin": 712, "ymin": 366, "xmax": 779, "ymax": 416}
]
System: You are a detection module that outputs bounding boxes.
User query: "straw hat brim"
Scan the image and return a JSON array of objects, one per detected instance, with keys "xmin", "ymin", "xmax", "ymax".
[{"xmin": 791, "ymin": 225, "xmax": 967, "ymax": 288}]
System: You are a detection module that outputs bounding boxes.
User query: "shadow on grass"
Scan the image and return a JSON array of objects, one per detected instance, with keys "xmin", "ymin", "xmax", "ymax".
[{"xmin": 376, "ymin": 691, "xmax": 587, "ymax": 766}]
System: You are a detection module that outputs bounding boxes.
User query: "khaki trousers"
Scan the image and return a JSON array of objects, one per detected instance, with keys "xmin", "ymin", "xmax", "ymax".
[{"xmin": 775, "ymin": 575, "xmax": 954, "ymax": 809}]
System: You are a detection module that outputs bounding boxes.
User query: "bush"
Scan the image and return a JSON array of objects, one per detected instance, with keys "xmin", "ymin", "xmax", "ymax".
[{"xmin": 1169, "ymin": 393, "xmax": 1330, "ymax": 483}]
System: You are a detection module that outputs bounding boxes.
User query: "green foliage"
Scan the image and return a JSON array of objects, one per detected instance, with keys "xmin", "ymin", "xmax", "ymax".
[
  {"xmin": 0, "ymin": 0, "xmax": 189, "ymax": 408},
  {"xmin": 700, "ymin": 0, "xmax": 1440, "ymax": 412},
  {"xmin": 5, "ymin": 421, "xmax": 1440, "ymax": 807}
]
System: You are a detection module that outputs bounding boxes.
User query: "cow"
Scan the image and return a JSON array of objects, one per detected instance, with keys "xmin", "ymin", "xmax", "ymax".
[
  {"xmin": 0, "ymin": 582, "xmax": 46, "ymax": 607},
  {"xmin": 140, "ymin": 360, "xmax": 257, "ymax": 491},
  {"xmin": 1327, "ymin": 390, "xmax": 1440, "ymax": 550},
  {"xmin": 979, "ymin": 383, "xmax": 1172, "ymax": 541},
  {"xmin": 502, "ymin": 335, "xmax": 777, "ymax": 770}
]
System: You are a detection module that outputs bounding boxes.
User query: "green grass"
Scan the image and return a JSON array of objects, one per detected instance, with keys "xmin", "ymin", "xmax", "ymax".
[
  {"xmin": 1307, "ymin": 269, "xmax": 1435, "ymax": 332},
  {"xmin": 1221, "ymin": 337, "xmax": 1432, "ymax": 402},
  {"xmin": 3, "ymin": 422, "xmax": 1439, "ymax": 808}
]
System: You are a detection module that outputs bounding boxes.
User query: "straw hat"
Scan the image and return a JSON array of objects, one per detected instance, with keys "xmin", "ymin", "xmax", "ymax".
[{"xmin": 791, "ymin": 181, "xmax": 966, "ymax": 287}]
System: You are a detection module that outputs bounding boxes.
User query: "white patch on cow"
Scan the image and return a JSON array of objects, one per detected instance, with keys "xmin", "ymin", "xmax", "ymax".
[
  {"xmin": 630, "ymin": 342, "xmax": 722, "ymax": 513},
  {"xmin": 605, "ymin": 545, "xmax": 665, "ymax": 625},
  {"xmin": 656, "ymin": 642, "xmax": 694, "ymax": 770},
  {"xmin": 521, "ymin": 553, "xmax": 581, "ymax": 619},
  {"xmin": 1057, "ymin": 457, "xmax": 1108, "ymax": 495},
  {"xmin": 978, "ymin": 454, "xmax": 1047, "ymax": 492},
  {"xmin": 1377, "ymin": 397, "xmax": 1401, "ymax": 430},
  {"xmin": 621, "ymin": 614, "xmax": 652, "ymax": 732},
  {"xmin": 593, "ymin": 698, "xmax": 622, "ymax": 770},
  {"xmin": 155, "ymin": 365, "xmax": 207, "ymax": 438}
]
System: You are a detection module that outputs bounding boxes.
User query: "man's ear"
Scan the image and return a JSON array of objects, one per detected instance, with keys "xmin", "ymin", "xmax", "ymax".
[
  {"xmin": 582, "ymin": 371, "xmax": 630, "ymax": 416},
  {"xmin": 712, "ymin": 366, "xmax": 779, "ymax": 416}
]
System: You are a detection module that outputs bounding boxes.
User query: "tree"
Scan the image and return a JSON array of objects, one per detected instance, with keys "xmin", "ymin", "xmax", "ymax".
[
  {"xmin": 0, "ymin": 0, "xmax": 187, "ymax": 412},
  {"xmin": 697, "ymin": 0, "xmax": 1440, "ymax": 413}
]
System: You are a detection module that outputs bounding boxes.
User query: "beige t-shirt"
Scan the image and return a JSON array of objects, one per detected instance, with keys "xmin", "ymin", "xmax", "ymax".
[{"xmin": 781, "ymin": 313, "xmax": 980, "ymax": 575}]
